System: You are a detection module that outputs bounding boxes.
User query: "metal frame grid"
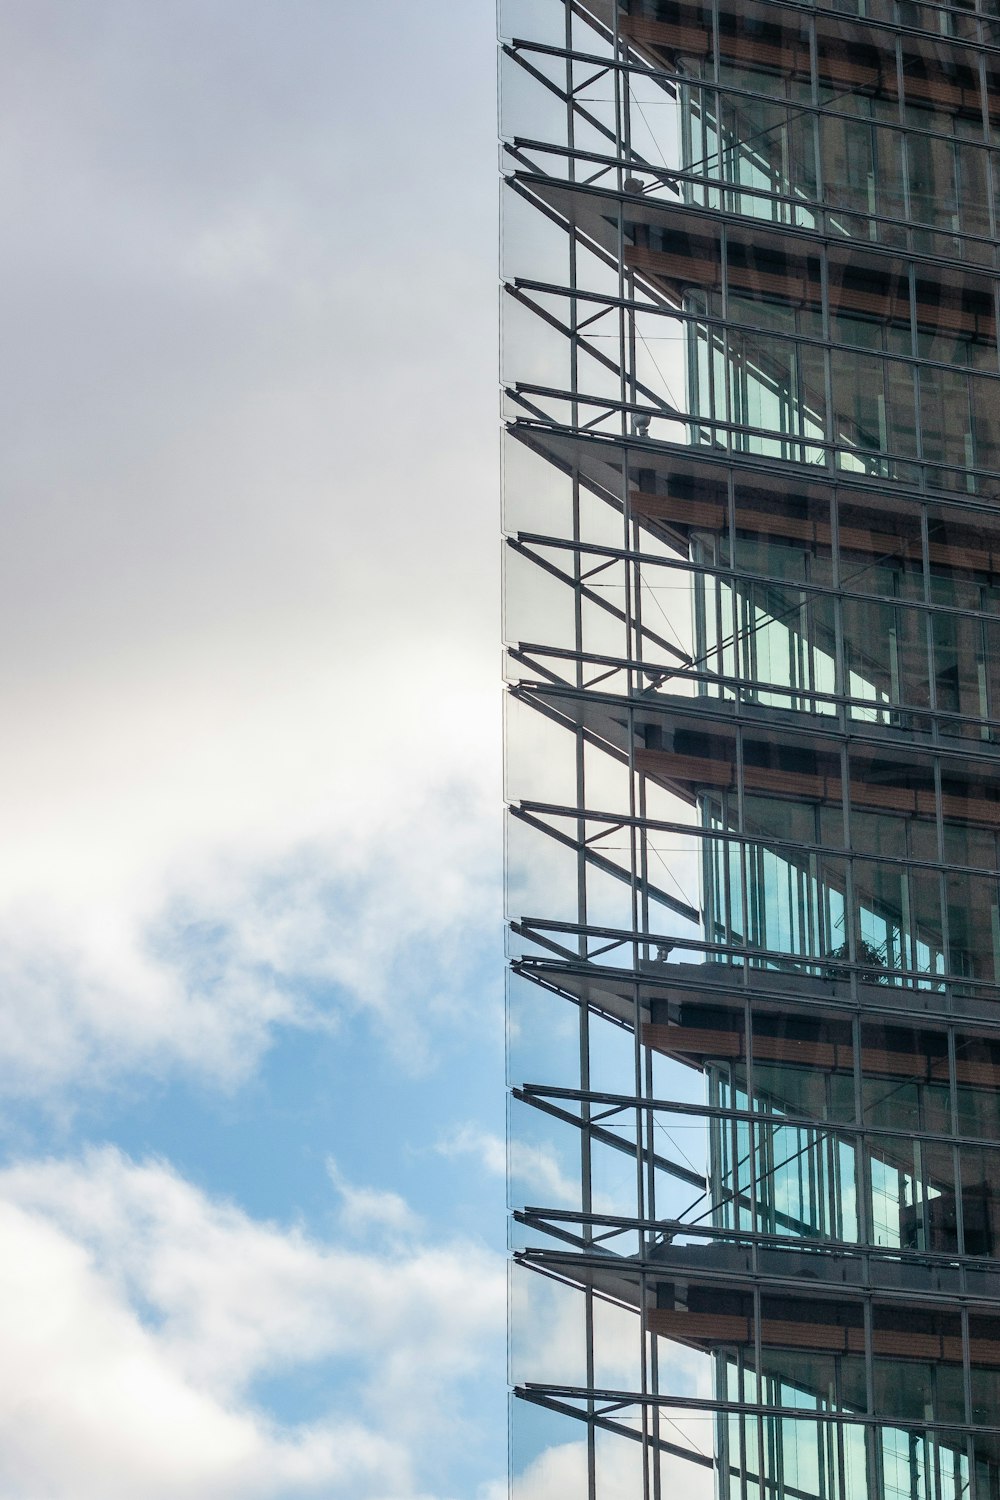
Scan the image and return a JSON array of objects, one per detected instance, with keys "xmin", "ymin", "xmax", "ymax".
[{"xmin": 502, "ymin": 0, "xmax": 1000, "ymax": 1495}]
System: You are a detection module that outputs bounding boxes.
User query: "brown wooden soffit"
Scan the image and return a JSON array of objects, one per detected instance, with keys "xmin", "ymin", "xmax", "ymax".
[
  {"xmin": 634, "ymin": 747, "xmax": 1000, "ymax": 832},
  {"xmin": 619, "ymin": 15, "xmax": 995, "ymax": 123},
  {"xmin": 628, "ymin": 489, "xmax": 999, "ymax": 576},
  {"xmin": 649, "ymin": 1307, "xmax": 1000, "ymax": 1365},
  {"xmin": 640, "ymin": 1022, "xmax": 1000, "ymax": 1090},
  {"xmin": 623, "ymin": 244, "xmax": 995, "ymax": 344}
]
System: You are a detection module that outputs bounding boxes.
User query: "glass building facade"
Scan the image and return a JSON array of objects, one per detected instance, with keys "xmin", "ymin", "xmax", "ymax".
[{"xmin": 501, "ymin": 0, "xmax": 1000, "ymax": 1494}]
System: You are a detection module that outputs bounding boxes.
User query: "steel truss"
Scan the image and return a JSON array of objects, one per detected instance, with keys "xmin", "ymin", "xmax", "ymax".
[{"xmin": 502, "ymin": 0, "xmax": 1000, "ymax": 1496}]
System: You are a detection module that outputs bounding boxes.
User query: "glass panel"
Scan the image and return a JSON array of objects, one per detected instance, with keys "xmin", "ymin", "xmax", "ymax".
[
  {"xmin": 848, "ymin": 750, "xmax": 938, "ymax": 863},
  {"xmin": 508, "ymin": 970, "xmax": 584, "ymax": 1091},
  {"xmin": 508, "ymin": 1092, "xmax": 583, "ymax": 1214},
  {"xmin": 970, "ymin": 373, "xmax": 1000, "ymax": 471},
  {"xmin": 730, "ymin": 580, "xmax": 837, "ymax": 712},
  {"xmin": 837, "ymin": 491, "xmax": 924, "ymax": 601},
  {"xmin": 831, "ymin": 349, "xmax": 917, "ymax": 468},
  {"xmin": 500, "ymin": 45, "xmax": 572, "ymax": 148},
  {"xmin": 715, "ymin": 88, "xmax": 818, "ymax": 225},
  {"xmin": 920, "ymin": 364, "xmax": 974, "ymax": 472},
  {"xmin": 829, "ymin": 247, "xmax": 912, "ymax": 356},
  {"xmin": 916, "ymin": 268, "xmax": 998, "ymax": 371},
  {"xmin": 869, "ymin": 1131, "xmax": 957, "ymax": 1250},
  {"xmin": 909, "ymin": 132, "xmax": 961, "ymax": 238},
  {"xmin": 725, "ymin": 329, "xmax": 827, "ymax": 464},
  {"xmin": 882, "ymin": 1427, "xmax": 973, "ymax": 1500},
  {"xmin": 955, "ymin": 1030, "xmax": 1000, "ymax": 1140},
  {"xmin": 626, "ymin": 0, "xmax": 717, "ymax": 81},
  {"xmin": 743, "ymin": 843, "xmax": 848, "ymax": 969},
  {"xmin": 849, "ymin": 858, "xmax": 944, "ymax": 979},
  {"xmin": 752, "ymin": 1006, "xmax": 858, "ymax": 1124},
  {"xmin": 820, "ymin": 111, "xmax": 907, "ymax": 244},
  {"xmin": 500, "ymin": 0, "xmax": 577, "ymax": 46},
  {"xmin": 958, "ymin": 1142, "xmax": 1000, "ymax": 1252},
  {"xmin": 758, "ymin": 1292, "xmax": 868, "ymax": 1424},
  {"xmin": 502, "ymin": 424, "xmax": 576, "ymax": 539},
  {"xmin": 742, "ymin": 732, "xmax": 844, "ymax": 845},
  {"xmin": 718, "ymin": 1, "xmax": 812, "ymax": 101},
  {"xmin": 901, "ymin": 33, "xmax": 985, "ymax": 137},
  {"xmin": 625, "ymin": 68, "xmax": 686, "ymax": 195},
  {"xmin": 510, "ymin": 1259, "xmax": 590, "ymax": 1388},
  {"xmin": 861, "ymin": 1024, "xmax": 951, "ymax": 1133},
  {"xmin": 728, "ymin": 478, "xmax": 834, "ymax": 588},
  {"xmin": 956, "ymin": 140, "xmax": 993, "ymax": 239},
  {"xmin": 817, "ymin": 18, "xmax": 900, "ymax": 118},
  {"xmin": 652, "ymin": 1278, "xmax": 751, "ymax": 1399},
  {"xmin": 946, "ymin": 868, "xmax": 999, "ymax": 981},
  {"xmin": 726, "ymin": 227, "xmax": 823, "ymax": 339},
  {"xmin": 969, "ymin": 1312, "xmax": 1000, "ymax": 1429},
  {"xmin": 754, "ymin": 1119, "xmax": 861, "ymax": 1240},
  {"xmin": 842, "ymin": 596, "xmax": 929, "ymax": 719},
  {"xmin": 939, "ymin": 761, "xmax": 1000, "ymax": 870},
  {"xmin": 934, "ymin": 608, "xmax": 989, "ymax": 721},
  {"xmin": 928, "ymin": 503, "xmax": 1000, "ymax": 613},
  {"xmin": 872, "ymin": 1304, "xmax": 964, "ymax": 1425}
]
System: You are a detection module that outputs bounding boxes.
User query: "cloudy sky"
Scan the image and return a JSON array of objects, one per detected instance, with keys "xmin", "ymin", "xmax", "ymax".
[{"xmin": 0, "ymin": 3, "xmax": 504, "ymax": 1496}]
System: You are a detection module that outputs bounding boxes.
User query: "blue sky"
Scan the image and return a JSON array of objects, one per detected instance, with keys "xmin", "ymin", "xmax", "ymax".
[{"xmin": 0, "ymin": 4, "xmax": 505, "ymax": 1496}]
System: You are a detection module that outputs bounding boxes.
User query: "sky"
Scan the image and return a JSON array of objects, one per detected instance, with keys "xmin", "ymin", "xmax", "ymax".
[{"xmin": 0, "ymin": 4, "xmax": 505, "ymax": 1497}]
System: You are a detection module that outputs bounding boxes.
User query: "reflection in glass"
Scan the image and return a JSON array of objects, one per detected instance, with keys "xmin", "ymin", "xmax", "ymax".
[{"xmin": 503, "ymin": 2, "xmax": 1000, "ymax": 1495}]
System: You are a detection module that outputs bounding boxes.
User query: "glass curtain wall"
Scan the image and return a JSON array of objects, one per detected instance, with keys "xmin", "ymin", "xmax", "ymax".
[{"xmin": 502, "ymin": 0, "xmax": 1000, "ymax": 1495}]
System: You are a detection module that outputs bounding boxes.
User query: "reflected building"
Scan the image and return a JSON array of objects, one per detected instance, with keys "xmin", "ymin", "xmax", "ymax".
[{"xmin": 501, "ymin": 0, "xmax": 1000, "ymax": 1495}]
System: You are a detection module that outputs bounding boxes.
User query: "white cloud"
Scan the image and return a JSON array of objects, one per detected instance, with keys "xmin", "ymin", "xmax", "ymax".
[
  {"xmin": 436, "ymin": 1124, "xmax": 507, "ymax": 1176},
  {"xmin": 0, "ymin": 1147, "xmax": 505, "ymax": 1498},
  {"xmin": 437, "ymin": 1123, "xmax": 578, "ymax": 1208},
  {"xmin": 512, "ymin": 1434, "xmax": 715, "ymax": 1500},
  {"xmin": 326, "ymin": 1157, "xmax": 421, "ymax": 1239},
  {"xmin": 513, "ymin": 1442, "xmax": 591, "ymax": 1500},
  {"xmin": 0, "ymin": 0, "xmax": 501, "ymax": 1103},
  {"xmin": 0, "ymin": 653, "xmax": 501, "ymax": 1099},
  {"xmin": 0, "ymin": 5, "xmax": 507, "ymax": 1496},
  {"xmin": 512, "ymin": 1439, "xmax": 643, "ymax": 1500}
]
